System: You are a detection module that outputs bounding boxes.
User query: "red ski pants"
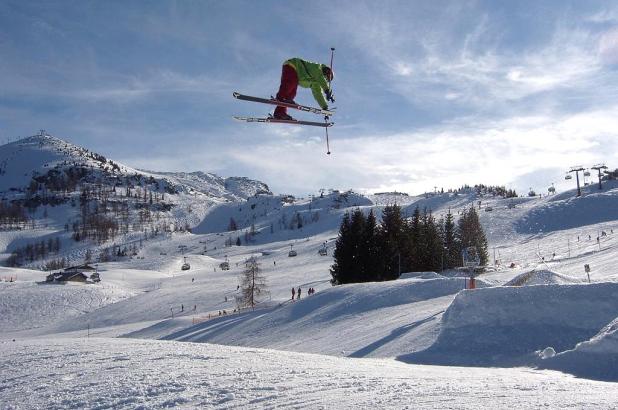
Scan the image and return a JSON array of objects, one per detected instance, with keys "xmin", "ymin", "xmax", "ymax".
[{"xmin": 274, "ymin": 64, "xmax": 298, "ymax": 116}]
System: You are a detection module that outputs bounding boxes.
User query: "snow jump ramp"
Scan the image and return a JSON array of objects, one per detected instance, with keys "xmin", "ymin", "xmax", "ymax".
[{"xmin": 398, "ymin": 283, "xmax": 618, "ymax": 367}]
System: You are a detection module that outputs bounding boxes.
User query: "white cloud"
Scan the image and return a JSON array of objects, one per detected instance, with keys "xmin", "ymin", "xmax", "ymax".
[
  {"xmin": 599, "ymin": 28, "xmax": 618, "ymax": 66},
  {"xmin": 210, "ymin": 105, "xmax": 618, "ymax": 195}
]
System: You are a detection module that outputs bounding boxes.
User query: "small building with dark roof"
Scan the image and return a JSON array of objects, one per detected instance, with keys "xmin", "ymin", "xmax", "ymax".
[
  {"xmin": 63, "ymin": 264, "xmax": 96, "ymax": 273},
  {"xmin": 46, "ymin": 271, "xmax": 89, "ymax": 283}
]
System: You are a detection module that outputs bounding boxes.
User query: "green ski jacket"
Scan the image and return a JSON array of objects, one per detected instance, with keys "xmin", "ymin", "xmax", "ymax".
[{"xmin": 285, "ymin": 58, "xmax": 331, "ymax": 109}]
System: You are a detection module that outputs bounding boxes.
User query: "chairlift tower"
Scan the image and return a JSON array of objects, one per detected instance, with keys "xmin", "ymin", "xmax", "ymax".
[
  {"xmin": 591, "ymin": 164, "xmax": 608, "ymax": 190},
  {"xmin": 567, "ymin": 166, "xmax": 585, "ymax": 197},
  {"xmin": 462, "ymin": 246, "xmax": 480, "ymax": 289}
]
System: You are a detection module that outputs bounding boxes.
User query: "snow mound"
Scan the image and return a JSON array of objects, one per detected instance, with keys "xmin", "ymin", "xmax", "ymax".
[
  {"xmin": 540, "ymin": 316, "xmax": 618, "ymax": 381},
  {"xmin": 399, "ymin": 271, "xmax": 445, "ymax": 280},
  {"xmin": 504, "ymin": 269, "xmax": 582, "ymax": 286},
  {"xmin": 399, "ymin": 283, "xmax": 618, "ymax": 366}
]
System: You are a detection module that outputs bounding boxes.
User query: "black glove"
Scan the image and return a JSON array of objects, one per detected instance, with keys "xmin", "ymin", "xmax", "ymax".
[{"xmin": 325, "ymin": 89, "xmax": 335, "ymax": 103}]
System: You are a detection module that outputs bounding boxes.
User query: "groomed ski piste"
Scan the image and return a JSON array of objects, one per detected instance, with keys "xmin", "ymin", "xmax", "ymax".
[{"xmin": 2, "ymin": 144, "xmax": 618, "ymax": 408}]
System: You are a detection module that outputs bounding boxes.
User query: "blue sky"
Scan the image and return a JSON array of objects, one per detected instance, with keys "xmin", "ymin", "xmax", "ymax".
[{"xmin": 1, "ymin": 1, "xmax": 618, "ymax": 196}]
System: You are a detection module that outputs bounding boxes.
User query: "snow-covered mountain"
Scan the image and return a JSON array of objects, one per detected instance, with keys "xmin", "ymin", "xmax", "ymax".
[
  {"xmin": 0, "ymin": 132, "xmax": 271, "ymax": 200},
  {"xmin": 0, "ymin": 132, "xmax": 272, "ymax": 268}
]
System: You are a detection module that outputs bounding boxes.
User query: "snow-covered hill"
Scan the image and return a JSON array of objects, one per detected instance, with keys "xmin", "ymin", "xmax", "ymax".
[{"xmin": 0, "ymin": 133, "xmax": 272, "ymax": 268}]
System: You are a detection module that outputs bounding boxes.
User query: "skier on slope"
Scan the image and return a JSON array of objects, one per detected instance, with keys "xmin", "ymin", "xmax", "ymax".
[{"xmin": 273, "ymin": 58, "xmax": 335, "ymax": 120}]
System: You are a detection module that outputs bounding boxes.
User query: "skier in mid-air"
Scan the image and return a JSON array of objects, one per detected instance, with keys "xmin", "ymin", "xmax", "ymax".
[{"xmin": 273, "ymin": 58, "xmax": 335, "ymax": 120}]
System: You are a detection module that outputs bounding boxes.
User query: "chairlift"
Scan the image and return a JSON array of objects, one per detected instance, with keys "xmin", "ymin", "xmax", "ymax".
[
  {"xmin": 583, "ymin": 171, "xmax": 591, "ymax": 177},
  {"xmin": 318, "ymin": 247, "xmax": 327, "ymax": 256},
  {"xmin": 219, "ymin": 261, "xmax": 230, "ymax": 270},
  {"xmin": 181, "ymin": 256, "xmax": 190, "ymax": 271},
  {"xmin": 565, "ymin": 174, "xmax": 572, "ymax": 180},
  {"xmin": 485, "ymin": 206, "xmax": 493, "ymax": 212},
  {"xmin": 548, "ymin": 186, "xmax": 556, "ymax": 193},
  {"xmin": 288, "ymin": 244, "xmax": 297, "ymax": 257}
]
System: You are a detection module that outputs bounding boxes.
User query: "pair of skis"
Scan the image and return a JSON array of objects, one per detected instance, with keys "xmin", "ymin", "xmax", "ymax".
[
  {"xmin": 234, "ymin": 47, "xmax": 336, "ymax": 154},
  {"xmin": 232, "ymin": 92, "xmax": 334, "ymax": 128}
]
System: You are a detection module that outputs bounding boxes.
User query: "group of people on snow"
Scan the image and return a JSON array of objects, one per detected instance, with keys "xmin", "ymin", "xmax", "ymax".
[{"xmin": 291, "ymin": 286, "xmax": 316, "ymax": 300}]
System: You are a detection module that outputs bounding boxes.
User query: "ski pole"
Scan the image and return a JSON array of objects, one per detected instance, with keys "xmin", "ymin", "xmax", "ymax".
[
  {"xmin": 325, "ymin": 47, "xmax": 335, "ymax": 155},
  {"xmin": 325, "ymin": 116, "xmax": 331, "ymax": 155},
  {"xmin": 328, "ymin": 47, "xmax": 335, "ymax": 91}
]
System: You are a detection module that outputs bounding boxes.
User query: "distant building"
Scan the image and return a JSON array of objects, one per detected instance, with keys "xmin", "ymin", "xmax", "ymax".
[
  {"xmin": 46, "ymin": 271, "xmax": 88, "ymax": 283},
  {"xmin": 45, "ymin": 264, "xmax": 98, "ymax": 284},
  {"xmin": 63, "ymin": 264, "xmax": 96, "ymax": 273}
]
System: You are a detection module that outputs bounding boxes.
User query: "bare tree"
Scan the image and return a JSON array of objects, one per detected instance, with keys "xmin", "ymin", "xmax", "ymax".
[{"xmin": 236, "ymin": 256, "xmax": 268, "ymax": 310}]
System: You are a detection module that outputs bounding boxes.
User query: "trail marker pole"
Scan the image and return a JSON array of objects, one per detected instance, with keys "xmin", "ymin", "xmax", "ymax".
[{"xmin": 324, "ymin": 47, "xmax": 335, "ymax": 155}]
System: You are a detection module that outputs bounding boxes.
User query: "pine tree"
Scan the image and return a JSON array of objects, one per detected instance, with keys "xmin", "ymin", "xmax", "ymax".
[
  {"xmin": 348, "ymin": 208, "xmax": 367, "ymax": 281},
  {"xmin": 361, "ymin": 209, "xmax": 381, "ymax": 281},
  {"xmin": 378, "ymin": 204, "xmax": 405, "ymax": 280},
  {"xmin": 331, "ymin": 212, "xmax": 353, "ymax": 284},
  {"xmin": 421, "ymin": 209, "xmax": 442, "ymax": 272},
  {"xmin": 406, "ymin": 207, "xmax": 422, "ymax": 272},
  {"xmin": 442, "ymin": 209, "xmax": 459, "ymax": 269},
  {"xmin": 457, "ymin": 207, "xmax": 489, "ymax": 266}
]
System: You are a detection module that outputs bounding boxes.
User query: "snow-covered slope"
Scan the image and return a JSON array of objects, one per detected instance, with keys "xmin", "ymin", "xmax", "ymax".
[
  {"xmin": 4, "ymin": 338, "xmax": 616, "ymax": 410},
  {"xmin": 0, "ymin": 280, "xmax": 133, "ymax": 332},
  {"xmin": 125, "ymin": 277, "xmax": 489, "ymax": 358}
]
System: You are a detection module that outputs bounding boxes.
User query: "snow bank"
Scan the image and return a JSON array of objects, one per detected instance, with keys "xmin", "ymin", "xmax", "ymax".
[
  {"xmin": 399, "ymin": 271, "xmax": 445, "ymax": 280},
  {"xmin": 400, "ymin": 283, "xmax": 618, "ymax": 366},
  {"xmin": 540, "ymin": 316, "xmax": 618, "ymax": 381},
  {"xmin": 504, "ymin": 269, "xmax": 582, "ymax": 286}
]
